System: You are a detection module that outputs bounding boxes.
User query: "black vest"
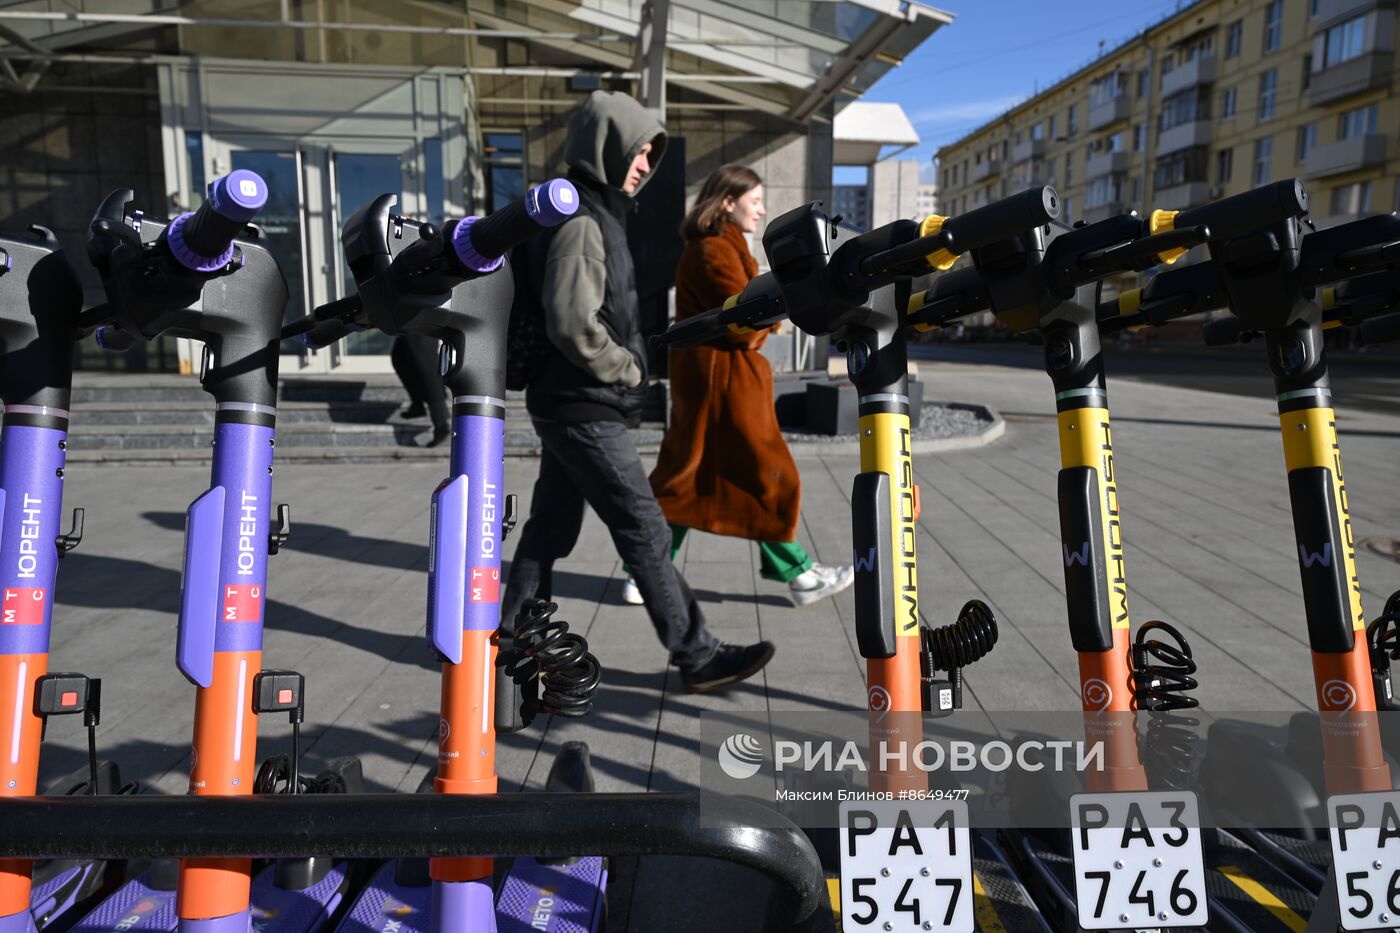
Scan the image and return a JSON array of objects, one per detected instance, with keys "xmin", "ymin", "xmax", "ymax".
[{"xmin": 525, "ymin": 174, "xmax": 649, "ymax": 425}]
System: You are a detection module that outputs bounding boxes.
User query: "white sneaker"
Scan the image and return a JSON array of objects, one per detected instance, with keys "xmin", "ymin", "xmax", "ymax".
[
  {"xmin": 621, "ymin": 576, "xmax": 644, "ymax": 605},
  {"xmin": 788, "ymin": 562, "xmax": 855, "ymax": 607}
]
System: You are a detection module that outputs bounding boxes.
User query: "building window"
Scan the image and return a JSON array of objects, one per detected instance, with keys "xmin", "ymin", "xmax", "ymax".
[
  {"xmin": 1220, "ymin": 86, "xmax": 1237, "ymax": 120},
  {"xmin": 1133, "ymin": 123, "xmax": 1146, "ymax": 151},
  {"xmin": 1296, "ymin": 123, "xmax": 1317, "ymax": 163},
  {"xmin": 1154, "ymin": 147, "xmax": 1209, "ymax": 189},
  {"xmin": 1032, "ymin": 122, "xmax": 1044, "ymax": 141},
  {"xmin": 1086, "ymin": 175, "xmax": 1124, "ymax": 209},
  {"xmin": 483, "ymin": 131, "xmax": 525, "ymax": 214},
  {"xmin": 1065, "ymin": 152, "xmax": 1073, "ymax": 185},
  {"xmin": 1216, "ymin": 147, "xmax": 1233, "ymax": 184},
  {"xmin": 1338, "ymin": 103, "xmax": 1379, "ymax": 139},
  {"xmin": 1159, "ymin": 88, "xmax": 1210, "ymax": 131},
  {"xmin": 1068, "ymin": 104, "xmax": 1078, "ymax": 137},
  {"xmin": 1002, "ymin": 140, "xmax": 1009, "ymax": 159},
  {"xmin": 1137, "ymin": 69, "xmax": 1150, "ymax": 98},
  {"xmin": 1090, "ymin": 72, "xmax": 1128, "ymax": 107},
  {"xmin": 1063, "ymin": 198, "xmax": 1073, "ymax": 224},
  {"xmin": 1309, "ymin": 0, "xmax": 1319, "ymax": 17},
  {"xmin": 1048, "ymin": 115, "xmax": 1057, "ymax": 139},
  {"xmin": 1105, "ymin": 131, "xmax": 1125, "ymax": 152},
  {"xmin": 1263, "ymin": 1, "xmax": 1283, "ymax": 54},
  {"xmin": 1322, "ymin": 15, "xmax": 1368, "ymax": 68},
  {"xmin": 1302, "ymin": 54, "xmax": 1312, "ymax": 91},
  {"xmin": 1182, "ymin": 36, "xmax": 1214, "ymax": 61},
  {"xmin": 1257, "ymin": 69, "xmax": 1278, "ymax": 122},
  {"xmin": 1226, "ymin": 19, "xmax": 1243, "ymax": 58},
  {"xmin": 1253, "ymin": 136, "xmax": 1273, "ymax": 185},
  {"xmin": 1331, "ymin": 181, "xmax": 1372, "ymax": 215}
]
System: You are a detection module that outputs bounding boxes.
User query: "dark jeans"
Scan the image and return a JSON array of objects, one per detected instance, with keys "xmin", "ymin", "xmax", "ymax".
[
  {"xmin": 501, "ymin": 418, "xmax": 720, "ymax": 671},
  {"xmin": 390, "ymin": 334, "xmax": 448, "ymax": 431}
]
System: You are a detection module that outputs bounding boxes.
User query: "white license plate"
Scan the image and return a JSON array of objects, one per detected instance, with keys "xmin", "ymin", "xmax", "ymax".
[
  {"xmin": 1070, "ymin": 791, "xmax": 1209, "ymax": 929},
  {"xmin": 1328, "ymin": 791, "xmax": 1400, "ymax": 930},
  {"xmin": 838, "ymin": 799, "xmax": 973, "ymax": 932}
]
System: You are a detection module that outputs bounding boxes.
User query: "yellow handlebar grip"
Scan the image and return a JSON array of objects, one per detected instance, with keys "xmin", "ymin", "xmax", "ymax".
[
  {"xmin": 917, "ymin": 214, "xmax": 959, "ymax": 271},
  {"xmin": 723, "ymin": 293, "xmax": 742, "ymax": 311},
  {"xmin": 1148, "ymin": 209, "xmax": 1190, "ymax": 265},
  {"xmin": 1119, "ymin": 289, "xmax": 1141, "ymax": 316},
  {"xmin": 1321, "ymin": 287, "xmax": 1337, "ymax": 311},
  {"xmin": 905, "ymin": 289, "xmax": 940, "ymax": 333}
]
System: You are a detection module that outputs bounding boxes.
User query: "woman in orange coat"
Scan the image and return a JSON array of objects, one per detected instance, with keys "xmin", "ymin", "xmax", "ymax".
[{"xmin": 623, "ymin": 164, "xmax": 853, "ymax": 607}]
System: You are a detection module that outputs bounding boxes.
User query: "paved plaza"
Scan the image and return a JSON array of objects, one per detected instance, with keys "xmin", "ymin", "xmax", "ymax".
[{"xmin": 38, "ymin": 356, "xmax": 1400, "ymax": 800}]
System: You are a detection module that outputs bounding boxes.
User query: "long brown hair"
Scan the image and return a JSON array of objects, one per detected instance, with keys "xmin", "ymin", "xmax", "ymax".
[{"xmin": 680, "ymin": 164, "xmax": 762, "ymax": 241}]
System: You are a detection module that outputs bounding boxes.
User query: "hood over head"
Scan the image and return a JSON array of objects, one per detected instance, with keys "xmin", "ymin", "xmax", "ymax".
[{"xmin": 563, "ymin": 90, "xmax": 667, "ymax": 195}]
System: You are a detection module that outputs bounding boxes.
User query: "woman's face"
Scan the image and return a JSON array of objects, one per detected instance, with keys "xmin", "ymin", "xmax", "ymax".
[{"xmin": 725, "ymin": 184, "xmax": 766, "ymax": 234}]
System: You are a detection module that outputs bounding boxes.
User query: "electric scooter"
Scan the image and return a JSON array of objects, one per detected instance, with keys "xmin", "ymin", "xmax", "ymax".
[
  {"xmin": 77, "ymin": 170, "xmax": 361, "ymax": 933},
  {"xmin": 1093, "ymin": 201, "xmax": 1400, "ymax": 916},
  {"xmin": 901, "ymin": 190, "xmax": 1333, "ymax": 930},
  {"xmin": 1, "ymin": 225, "xmax": 131, "ymax": 933},
  {"xmin": 283, "ymin": 179, "xmax": 610, "ymax": 932},
  {"xmin": 654, "ymin": 196, "xmax": 1054, "ymax": 930}
]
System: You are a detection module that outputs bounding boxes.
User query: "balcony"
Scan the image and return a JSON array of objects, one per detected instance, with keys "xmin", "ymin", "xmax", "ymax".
[
  {"xmin": 1304, "ymin": 133, "xmax": 1387, "ymax": 178},
  {"xmin": 1086, "ymin": 150, "xmax": 1130, "ymax": 179},
  {"xmin": 973, "ymin": 159, "xmax": 1001, "ymax": 182},
  {"xmin": 1308, "ymin": 50, "xmax": 1395, "ymax": 106},
  {"xmin": 1013, "ymin": 138, "xmax": 1046, "ymax": 163},
  {"xmin": 1317, "ymin": 0, "xmax": 1395, "ymax": 28},
  {"xmin": 1153, "ymin": 181, "xmax": 1210, "ymax": 211},
  {"xmin": 1088, "ymin": 96, "xmax": 1131, "ymax": 131},
  {"xmin": 1157, "ymin": 119, "xmax": 1212, "ymax": 155},
  {"xmin": 1160, "ymin": 56, "xmax": 1217, "ymax": 98}
]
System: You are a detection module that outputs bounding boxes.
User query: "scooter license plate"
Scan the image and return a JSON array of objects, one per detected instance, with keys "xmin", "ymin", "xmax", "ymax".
[
  {"xmin": 1328, "ymin": 791, "xmax": 1400, "ymax": 930},
  {"xmin": 838, "ymin": 798, "xmax": 973, "ymax": 933},
  {"xmin": 1069, "ymin": 791, "xmax": 1209, "ymax": 929}
]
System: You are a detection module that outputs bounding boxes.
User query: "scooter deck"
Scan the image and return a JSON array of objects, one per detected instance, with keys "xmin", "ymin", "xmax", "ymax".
[
  {"xmin": 969, "ymin": 834, "xmax": 1052, "ymax": 933},
  {"xmin": 29, "ymin": 862, "xmax": 108, "ymax": 933},
  {"xmin": 495, "ymin": 857, "xmax": 606, "ymax": 932},
  {"xmin": 66, "ymin": 863, "xmax": 353, "ymax": 933},
  {"xmin": 67, "ymin": 872, "xmax": 177, "ymax": 933},
  {"xmin": 250, "ymin": 863, "xmax": 356, "ymax": 933},
  {"xmin": 333, "ymin": 862, "xmax": 431, "ymax": 933}
]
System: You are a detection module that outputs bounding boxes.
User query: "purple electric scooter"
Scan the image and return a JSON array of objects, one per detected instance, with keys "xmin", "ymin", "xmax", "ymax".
[
  {"xmin": 283, "ymin": 179, "xmax": 607, "ymax": 932},
  {"xmin": 0, "ymin": 223, "xmax": 140, "ymax": 933},
  {"xmin": 73, "ymin": 171, "xmax": 363, "ymax": 933}
]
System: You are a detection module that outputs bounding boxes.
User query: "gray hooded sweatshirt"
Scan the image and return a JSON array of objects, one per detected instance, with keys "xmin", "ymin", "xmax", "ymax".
[{"xmin": 538, "ymin": 91, "xmax": 666, "ymax": 391}]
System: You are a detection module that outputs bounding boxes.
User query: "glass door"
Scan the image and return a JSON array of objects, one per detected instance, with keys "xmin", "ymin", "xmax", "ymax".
[{"xmin": 200, "ymin": 136, "xmax": 445, "ymax": 374}]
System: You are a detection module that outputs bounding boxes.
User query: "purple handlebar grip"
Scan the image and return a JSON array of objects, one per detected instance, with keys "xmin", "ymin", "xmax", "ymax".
[
  {"xmin": 450, "ymin": 218, "xmax": 505, "ymax": 275},
  {"xmin": 526, "ymin": 178, "xmax": 578, "ymax": 227},
  {"xmin": 208, "ymin": 170, "xmax": 269, "ymax": 223}
]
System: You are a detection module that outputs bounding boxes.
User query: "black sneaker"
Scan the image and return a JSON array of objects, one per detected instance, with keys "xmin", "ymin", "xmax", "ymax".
[
  {"xmin": 681, "ymin": 642, "xmax": 775, "ymax": 694},
  {"xmin": 402, "ymin": 403, "xmax": 427, "ymax": 420},
  {"xmin": 425, "ymin": 426, "xmax": 451, "ymax": 448}
]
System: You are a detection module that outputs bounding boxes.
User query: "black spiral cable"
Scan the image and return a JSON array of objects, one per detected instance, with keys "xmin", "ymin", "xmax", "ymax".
[
  {"xmin": 501, "ymin": 598, "xmax": 601, "ymax": 719},
  {"xmin": 1366, "ymin": 590, "xmax": 1400, "ymax": 709},
  {"xmin": 1131, "ymin": 620, "xmax": 1200, "ymax": 790},
  {"xmin": 920, "ymin": 600, "xmax": 998, "ymax": 709}
]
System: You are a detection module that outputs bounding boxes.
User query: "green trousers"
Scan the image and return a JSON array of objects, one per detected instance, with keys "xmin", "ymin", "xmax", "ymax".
[{"xmin": 628, "ymin": 524, "xmax": 814, "ymax": 583}]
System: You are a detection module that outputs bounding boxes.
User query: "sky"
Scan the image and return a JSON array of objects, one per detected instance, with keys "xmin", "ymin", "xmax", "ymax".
[{"xmin": 837, "ymin": 0, "xmax": 1193, "ymax": 184}]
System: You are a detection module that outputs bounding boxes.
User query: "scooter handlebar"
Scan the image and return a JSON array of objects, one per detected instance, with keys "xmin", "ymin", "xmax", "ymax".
[
  {"xmin": 942, "ymin": 186, "xmax": 1060, "ymax": 253},
  {"xmin": 1168, "ymin": 179, "xmax": 1308, "ymax": 242},
  {"xmin": 283, "ymin": 294, "xmax": 366, "ymax": 349},
  {"xmin": 175, "ymin": 170, "xmax": 269, "ymax": 262},
  {"xmin": 455, "ymin": 178, "xmax": 578, "ymax": 271}
]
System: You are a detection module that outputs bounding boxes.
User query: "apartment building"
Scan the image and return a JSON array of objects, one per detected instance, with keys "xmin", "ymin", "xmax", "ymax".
[{"xmin": 936, "ymin": 0, "xmax": 1398, "ymax": 233}]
